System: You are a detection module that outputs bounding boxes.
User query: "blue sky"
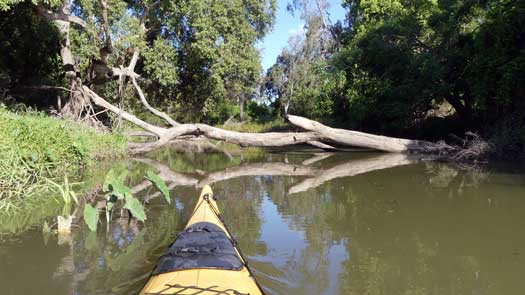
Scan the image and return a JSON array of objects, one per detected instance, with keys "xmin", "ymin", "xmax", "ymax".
[{"xmin": 258, "ymin": 0, "xmax": 347, "ymax": 71}]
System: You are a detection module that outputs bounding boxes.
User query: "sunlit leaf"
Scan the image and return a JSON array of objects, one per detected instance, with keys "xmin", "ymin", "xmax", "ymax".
[
  {"xmin": 103, "ymin": 168, "xmax": 128, "ymax": 192},
  {"xmin": 103, "ymin": 169, "xmax": 116, "ymax": 192},
  {"xmin": 110, "ymin": 181, "xmax": 132, "ymax": 200},
  {"xmin": 83, "ymin": 204, "xmax": 99, "ymax": 231},
  {"xmin": 124, "ymin": 196, "xmax": 146, "ymax": 222},
  {"xmin": 146, "ymin": 170, "xmax": 170, "ymax": 204}
]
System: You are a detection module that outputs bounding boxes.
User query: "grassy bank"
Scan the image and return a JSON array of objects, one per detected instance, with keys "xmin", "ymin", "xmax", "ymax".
[{"xmin": 0, "ymin": 107, "xmax": 127, "ymax": 202}]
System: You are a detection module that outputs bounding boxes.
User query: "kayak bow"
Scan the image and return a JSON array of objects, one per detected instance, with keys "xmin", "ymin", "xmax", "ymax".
[{"xmin": 139, "ymin": 185, "xmax": 264, "ymax": 295}]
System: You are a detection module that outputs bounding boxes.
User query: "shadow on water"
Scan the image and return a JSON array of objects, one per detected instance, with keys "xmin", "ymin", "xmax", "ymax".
[{"xmin": 1, "ymin": 145, "xmax": 525, "ymax": 295}]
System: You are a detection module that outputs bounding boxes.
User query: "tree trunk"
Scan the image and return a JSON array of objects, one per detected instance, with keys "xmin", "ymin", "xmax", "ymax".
[
  {"xmin": 239, "ymin": 97, "xmax": 244, "ymax": 122},
  {"xmin": 286, "ymin": 115, "xmax": 435, "ymax": 152},
  {"xmin": 39, "ymin": 0, "xmax": 86, "ymax": 120}
]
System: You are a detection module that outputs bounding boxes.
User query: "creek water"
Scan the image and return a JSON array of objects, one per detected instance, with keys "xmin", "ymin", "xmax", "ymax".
[{"xmin": 1, "ymin": 148, "xmax": 525, "ymax": 295}]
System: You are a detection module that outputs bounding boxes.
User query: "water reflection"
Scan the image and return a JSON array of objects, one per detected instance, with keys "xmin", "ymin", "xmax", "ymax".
[{"xmin": 1, "ymin": 149, "xmax": 524, "ymax": 295}]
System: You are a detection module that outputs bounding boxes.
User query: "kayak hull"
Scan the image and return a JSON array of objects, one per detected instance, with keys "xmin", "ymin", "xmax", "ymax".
[{"xmin": 139, "ymin": 185, "xmax": 263, "ymax": 295}]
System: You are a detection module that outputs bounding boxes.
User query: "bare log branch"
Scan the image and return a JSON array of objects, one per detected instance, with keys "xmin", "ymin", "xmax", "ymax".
[
  {"xmin": 131, "ymin": 77, "xmax": 179, "ymax": 127},
  {"xmin": 301, "ymin": 153, "xmax": 334, "ymax": 165},
  {"xmin": 83, "ymin": 86, "xmax": 166, "ymax": 136},
  {"xmin": 126, "ymin": 130, "xmax": 157, "ymax": 137},
  {"xmin": 86, "ymin": 82, "xmax": 459, "ymax": 156},
  {"xmin": 197, "ymin": 163, "xmax": 317, "ymax": 187},
  {"xmin": 133, "ymin": 158, "xmax": 199, "ymax": 186},
  {"xmin": 133, "ymin": 153, "xmax": 415, "ymax": 200}
]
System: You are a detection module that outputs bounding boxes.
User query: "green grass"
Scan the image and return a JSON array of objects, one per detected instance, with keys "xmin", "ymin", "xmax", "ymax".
[{"xmin": 0, "ymin": 107, "xmax": 127, "ymax": 201}]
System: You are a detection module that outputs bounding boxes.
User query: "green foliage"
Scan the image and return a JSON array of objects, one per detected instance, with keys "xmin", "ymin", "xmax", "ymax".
[
  {"xmin": 262, "ymin": 9, "xmax": 332, "ymax": 119},
  {"xmin": 146, "ymin": 170, "xmax": 170, "ymax": 204},
  {"xmin": 0, "ymin": 0, "xmax": 60, "ymax": 11},
  {"xmin": 202, "ymin": 99, "xmax": 240, "ymax": 125},
  {"xmin": 86, "ymin": 168, "xmax": 173, "ymax": 231},
  {"xmin": 332, "ymin": 0, "xmax": 525, "ymax": 137},
  {"xmin": 123, "ymin": 195, "xmax": 146, "ymax": 221},
  {"xmin": 103, "ymin": 168, "xmax": 130, "ymax": 200},
  {"xmin": 0, "ymin": 108, "xmax": 126, "ymax": 200},
  {"xmin": 0, "ymin": 0, "xmax": 276, "ymax": 124},
  {"xmin": 142, "ymin": 38, "xmax": 178, "ymax": 87},
  {"xmin": 246, "ymin": 101, "xmax": 272, "ymax": 123},
  {"xmin": 220, "ymin": 118, "xmax": 289, "ymax": 133},
  {"xmin": 45, "ymin": 175, "xmax": 78, "ymax": 204},
  {"xmin": 0, "ymin": 3, "xmax": 62, "ymax": 106},
  {"xmin": 83, "ymin": 204, "xmax": 99, "ymax": 231}
]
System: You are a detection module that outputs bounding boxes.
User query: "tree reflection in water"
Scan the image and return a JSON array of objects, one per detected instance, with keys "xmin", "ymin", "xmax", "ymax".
[{"xmin": 2, "ymin": 148, "xmax": 524, "ymax": 295}]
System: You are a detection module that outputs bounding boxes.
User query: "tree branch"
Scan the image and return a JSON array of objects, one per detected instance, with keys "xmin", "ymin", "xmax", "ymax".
[
  {"xmin": 131, "ymin": 77, "xmax": 179, "ymax": 127},
  {"xmin": 99, "ymin": 0, "xmax": 112, "ymax": 51},
  {"xmin": 37, "ymin": 6, "xmax": 87, "ymax": 28}
]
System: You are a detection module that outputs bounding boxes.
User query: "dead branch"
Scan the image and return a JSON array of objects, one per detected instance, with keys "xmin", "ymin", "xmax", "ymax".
[
  {"xmin": 133, "ymin": 153, "xmax": 416, "ymax": 202},
  {"xmin": 131, "ymin": 77, "xmax": 179, "ymax": 127},
  {"xmin": 301, "ymin": 153, "xmax": 335, "ymax": 165}
]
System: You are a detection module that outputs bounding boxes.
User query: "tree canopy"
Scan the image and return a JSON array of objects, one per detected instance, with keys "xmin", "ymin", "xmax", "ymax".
[
  {"xmin": 0, "ymin": 0, "xmax": 276, "ymax": 123},
  {"xmin": 263, "ymin": 0, "xmax": 523, "ymax": 148},
  {"xmin": 0, "ymin": 0, "xmax": 523, "ymax": 154}
]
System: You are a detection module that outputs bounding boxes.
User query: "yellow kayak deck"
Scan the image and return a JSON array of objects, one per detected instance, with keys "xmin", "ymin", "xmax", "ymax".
[{"xmin": 139, "ymin": 185, "xmax": 263, "ymax": 295}]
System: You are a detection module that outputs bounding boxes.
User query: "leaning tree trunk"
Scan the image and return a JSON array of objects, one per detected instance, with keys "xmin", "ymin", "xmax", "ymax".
[{"xmin": 37, "ymin": 0, "xmax": 95, "ymax": 122}]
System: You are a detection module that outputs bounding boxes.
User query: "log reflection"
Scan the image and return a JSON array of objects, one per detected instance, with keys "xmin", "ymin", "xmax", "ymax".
[
  {"xmin": 133, "ymin": 153, "xmax": 416, "ymax": 198},
  {"xmin": 288, "ymin": 153, "xmax": 413, "ymax": 194}
]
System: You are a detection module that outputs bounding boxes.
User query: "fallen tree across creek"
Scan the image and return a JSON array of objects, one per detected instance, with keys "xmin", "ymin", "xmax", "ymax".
[{"xmin": 83, "ymin": 86, "xmax": 468, "ymax": 156}]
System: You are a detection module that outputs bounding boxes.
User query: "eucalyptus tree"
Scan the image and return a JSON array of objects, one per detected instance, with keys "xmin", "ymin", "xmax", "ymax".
[
  {"xmin": 262, "ymin": 0, "xmax": 338, "ymax": 118},
  {"xmin": 0, "ymin": 0, "xmax": 276, "ymax": 124}
]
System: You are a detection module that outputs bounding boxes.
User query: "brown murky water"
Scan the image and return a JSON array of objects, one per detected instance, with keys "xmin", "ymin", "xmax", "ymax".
[{"xmin": 1, "ymin": 148, "xmax": 525, "ymax": 295}]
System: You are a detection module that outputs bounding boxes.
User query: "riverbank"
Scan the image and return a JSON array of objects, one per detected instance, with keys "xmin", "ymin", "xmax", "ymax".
[{"xmin": 0, "ymin": 108, "xmax": 127, "ymax": 204}]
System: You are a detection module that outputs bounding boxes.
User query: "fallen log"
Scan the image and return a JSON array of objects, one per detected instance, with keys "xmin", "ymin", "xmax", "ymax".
[
  {"xmin": 287, "ymin": 115, "xmax": 435, "ymax": 152},
  {"xmin": 84, "ymin": 85, "xmax": 456, "ymax": 155}
]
